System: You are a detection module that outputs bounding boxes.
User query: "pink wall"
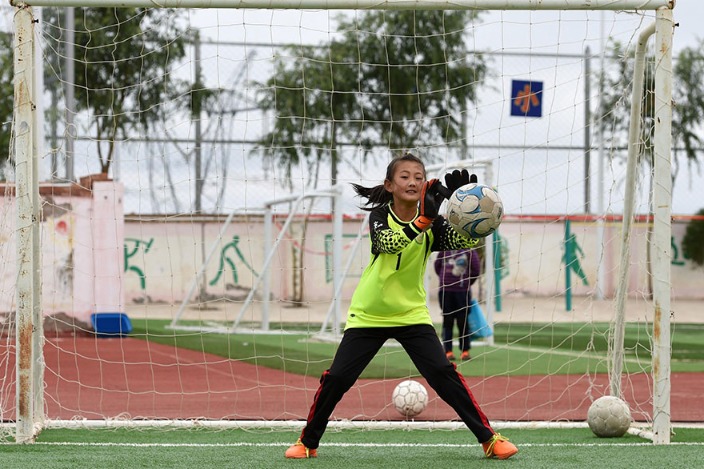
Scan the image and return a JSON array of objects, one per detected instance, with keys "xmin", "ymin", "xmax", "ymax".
[
  {"xmin": 121, "ymin": 216, "xmax": 704, "ymax": 305},
  {"xmin": 1, "ymin": 197, "xmax": 701, "ymax": 327},
  {"xmin": 0, "ymin": 181, "xmax": 125, "ymax": 324}
]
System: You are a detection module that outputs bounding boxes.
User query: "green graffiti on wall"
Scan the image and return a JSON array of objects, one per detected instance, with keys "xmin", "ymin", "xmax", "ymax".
[
  {"xmin": 209, "ymin": 235, "xmax": 258, "ymax": 286},
  {"xmin": 671, "ymin": 236, "xmax": 690, "ymax": 266},
  {"xmin": 494, "ymin": 232, "xmax": 510, "ymax": 280},
  {"xmin": 324, "ymin": 233, "xmax": 369, "ymax": 283},
  {"xmin": 562, "ymin": 232, "xmax": 589, "ymax": 286},
  {"xmin": 124, "ymin": 237, "xmax": 154, "ymax": 290}
]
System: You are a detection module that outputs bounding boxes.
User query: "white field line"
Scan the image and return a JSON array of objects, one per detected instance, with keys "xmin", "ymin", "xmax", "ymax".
[
  {"xmin": 498, "ymin": 344, "xmax": 646, "ymax": 365},
  {"xmin": 4, "ymin": 441, "xmax": 704, "ymax": 447},
  {"xmin": 3, "ymin": 420, "xmax": 703, "ymax": 431}
]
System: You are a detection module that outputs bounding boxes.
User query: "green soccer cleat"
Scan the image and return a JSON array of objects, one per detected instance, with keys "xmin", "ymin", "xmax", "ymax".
[
  {"xmin": 482, "ymin": 433, "xmax": 518, "ymax": 460},
  {"xmin": 285, "ymin": 438, "xmax": 318, "ymax": 459}
]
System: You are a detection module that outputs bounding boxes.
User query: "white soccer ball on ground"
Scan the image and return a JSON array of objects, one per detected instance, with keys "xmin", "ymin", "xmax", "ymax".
[
  {"xmin": 445, "ymin": 183, "xmax": 503, "ymax": 239},
  {"xmin": 587, "ymin": 395, "xmax": 632, "ymax": 438},
  {"xmin": 392, "ymin": 379, "xmax": 428, "ymax": 418}
]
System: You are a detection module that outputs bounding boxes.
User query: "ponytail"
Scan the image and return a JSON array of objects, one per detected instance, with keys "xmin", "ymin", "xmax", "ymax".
[
  {"xmin": 351, "ymin": 183, "xmax": 392, "ymax": 211},
  {"xmin": 351, "ymin": 152, "xmax": 426, "ymax": 212}
]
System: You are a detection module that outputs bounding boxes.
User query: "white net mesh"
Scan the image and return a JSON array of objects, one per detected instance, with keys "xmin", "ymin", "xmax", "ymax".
[{"xmin": 1, "ymin": 4, "xmax": 696, "ymax": 442}]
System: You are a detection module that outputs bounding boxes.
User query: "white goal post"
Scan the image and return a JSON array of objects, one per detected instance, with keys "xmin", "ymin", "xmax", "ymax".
[
  {"xmin": 10, "ymin": 0, "xmax": 675, "ymax": 446},
  {"xmin": 10, "ymin": 0, "xmax": 674, "ymax": 9},
  {"xmin": 169, "ymin": 185, "xmax": 345, "ymax": 334}
]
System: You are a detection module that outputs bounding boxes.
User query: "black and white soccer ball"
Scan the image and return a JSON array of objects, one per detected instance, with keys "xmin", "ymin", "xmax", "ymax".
[
  {"xmin": 587, "ymin": 396, "xmax": 632, "ymax": 438},
  {"xmin": 392, "ymin": 380, "xmax": 428, "ymax": 418},
  {"xmin": 446, "ymin": 183, "xmax": 503, "ymax": 238}
]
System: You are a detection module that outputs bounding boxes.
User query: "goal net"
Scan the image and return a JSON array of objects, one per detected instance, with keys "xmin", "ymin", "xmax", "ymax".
[{"xmin": 3, "ymin": 0, "xmax": 679, "ymax": 445}]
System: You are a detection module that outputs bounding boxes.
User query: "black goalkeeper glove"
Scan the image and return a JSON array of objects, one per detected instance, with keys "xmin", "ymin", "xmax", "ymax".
[
  {"xmin": 436, "ymin": 169, "xmax": 478, "ymax": 199},
  {"xmin": 413, "ymin": 179, "xmax": 445, "ymax": 231}
]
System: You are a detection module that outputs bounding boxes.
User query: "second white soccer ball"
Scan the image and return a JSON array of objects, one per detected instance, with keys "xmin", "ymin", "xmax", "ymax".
[
  {"xmin": 446, "ymin": 183, "xmax": 503, "ymax": 239},
  {"xmin": 392, "ymin": 380, "xmax": 428, "ymax": 418},
  {"xmin": 587, "ymin": 395, "xmax": 632, "ymax": 438}
]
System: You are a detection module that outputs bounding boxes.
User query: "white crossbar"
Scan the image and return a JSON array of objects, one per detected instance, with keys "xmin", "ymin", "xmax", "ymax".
[{"xmin": 11, "ymin": 0, "xmax": 672, "ymax": 11}]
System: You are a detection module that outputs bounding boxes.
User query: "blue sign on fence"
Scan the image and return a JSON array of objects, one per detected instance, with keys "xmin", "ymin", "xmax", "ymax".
[{"xmin": 510, "ymin": 80, "xmax": 543, "ymax": 118}]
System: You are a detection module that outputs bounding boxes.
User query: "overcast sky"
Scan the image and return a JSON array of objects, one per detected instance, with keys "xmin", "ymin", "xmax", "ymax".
[
  {"xmin": 188, "ymin": 3, "xmax": 699, "ymax": 53},
  {"xmin": 180, "ymin": 3, "xmax": 703, "ymax": 216},
  {"xmin": 2, "ymin": 3, "xmax": 701, "ymax": 215}
]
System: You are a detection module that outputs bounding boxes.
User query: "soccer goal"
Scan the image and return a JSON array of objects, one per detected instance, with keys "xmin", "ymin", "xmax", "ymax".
[
  {"xmin": 168, "ymin": 185, "xmax": 346, "ymax": 334},
  {"xmin": 6, "ymin": 0, "xmax": 677, "ymax": 446}
]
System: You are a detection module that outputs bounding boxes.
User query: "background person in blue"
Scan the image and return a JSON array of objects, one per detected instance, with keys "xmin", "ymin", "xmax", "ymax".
[{"xmin": 435, "ymin": 248, "xmax": 481, "ymax": 361}]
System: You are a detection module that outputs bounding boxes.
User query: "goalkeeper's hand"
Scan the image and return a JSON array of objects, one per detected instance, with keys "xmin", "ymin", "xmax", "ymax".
[
  {"xmin": 436, "ymin": 169, "xmax": 478, "ymax": 199},
  {"xmin": 413, "ymin": 179, "xmax": 445, "ymax": 231}
]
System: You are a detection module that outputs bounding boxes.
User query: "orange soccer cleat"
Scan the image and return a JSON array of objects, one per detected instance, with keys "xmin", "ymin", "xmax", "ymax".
[
  {"xmin": 482, "ymin": 433, "xmax": 518, "ymax": 460},
  {"xmin": 285, "ymin": 438, "xmax": 318, "ymax": 459},
  {"xmin": 460, "ymin": 351, "xmax": 471, "ymax": 361},
  {"xmin": 446, "ymin": 351, "xmax": 456, "ymax": 361}
]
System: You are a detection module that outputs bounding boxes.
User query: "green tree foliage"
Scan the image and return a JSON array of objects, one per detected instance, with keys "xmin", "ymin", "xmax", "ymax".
[
  {"xmin": 254, "ymin": 10, "xmax": 487, "ymax": 186},
  {"xmin": 672, "ymin": 43, "xmax": 704, "ymax": 171},
  {"xmin": 0, "ymin": 32, "xmax": 13, "ymax": 178},
  {"xmin": 599, "ymin": 40, "xmax": 704, "ymax": 181},
  {"xmin": 682, "ymin": 209, "xmax": 704, "ymax": 267},
  {"xmin": 43, "ymin": 8, "xmax": 193, "ymax": 175}
]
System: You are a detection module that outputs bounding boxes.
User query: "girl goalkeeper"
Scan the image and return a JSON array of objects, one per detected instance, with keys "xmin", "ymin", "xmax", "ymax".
[{"xmin": 285, "ymin": 153, "xmax": 518, "ymax": 461}]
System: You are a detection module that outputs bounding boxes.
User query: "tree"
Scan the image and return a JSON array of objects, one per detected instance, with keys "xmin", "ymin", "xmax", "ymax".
[
  {"xmin": 0, "ymin": 31, "xmax": 13, "ymax": 178},
  {"xmin": 43, "ymin": 8, "xmax": 193, "ymax": 175},
  {"xmin": 253, "ymin": 10, "xmax": 487, "ymax": 305},
  {"xmin": 671, "ymin": 43, "xmax": 704, "ymax": 178},
  {"xmin": 254, "ymin": 10, "xmax": 488, "ymax": 187},
  {"xmin": 598, "ymin": 40, "xmax": 704, "ymax": 295},
  {"xmin": 598, "ymin": 40, "xmax": 704, "ymax": 189},
  {"xmin": 682, "ymin": 209, "xmax": 704, "ymax": 268}
]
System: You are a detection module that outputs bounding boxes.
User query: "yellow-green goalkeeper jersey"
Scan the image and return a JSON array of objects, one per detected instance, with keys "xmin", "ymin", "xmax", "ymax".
[{"xmin": 345, "ymin": 202, "xmax": 478, "ymax": 330}]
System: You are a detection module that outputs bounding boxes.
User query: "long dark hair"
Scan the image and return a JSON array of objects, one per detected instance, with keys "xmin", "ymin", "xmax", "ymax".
[{"xmin": 351, "ymin": 153, "xmax": 426, "ymax": 212}]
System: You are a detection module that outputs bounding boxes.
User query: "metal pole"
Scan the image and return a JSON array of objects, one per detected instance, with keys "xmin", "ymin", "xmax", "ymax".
[
  {"xmin": 584, "ymin": 46, "xmax": 591, "ymax": 214},
  {"xmin": 483, "ymin": 163, "xmax": 495, "ymax": 346},
  {"xmin": 232, "ymin": 189, "xmax": 339, "ymax": 331},
  {"xmin": 194, "ymin": 32, "xmax": 203, "ymax": 214},
  {"xmin": 651, "ymin": 6, "xmax": 674, "ymax": 446},
  {"xmin": 319, "ymin": 211, "xmax": 369, "ymax": 337},
  {"xmin": 31, "ymin": 6, "xmax": 46, "ymax": 431},
  {"xmin": 595, "ymin": 12, "xmax": 606, "ymax": 301},
  {"xmin": 261, "ymin": 206, "xmax": 273, "ymax": 330},
  {"xmin": 492, "ymin": 231, "xmax": 502, "ymax": 313},
  {"xmin": 331, "ymin": 186, "xmax": 344, "ymax": 335},
  {"xmin": 169, "ymin": 212, "xmax": 240, "ymax": 328},
  {"xmin": 611, "ymin": 21, "xmax": 655, "ymax": 401},
  {"xmin": 50, "ymin": 84, "xmax": 59, "ymax": 180},
  {"xmin": 565, "ymin": 219, "xmax": 572, "ymax": 312},
  {"xmin": 13, "ymin": 5, "xmax": 41, "ymax": 444},
  {"xmin": 13, "ymin": 0, "xmax": 673, "ymax": 11},
  {"xmin": 193, "ymin": 33, "xmax": 208, "ymax": 301},
  {"xmin": 233, "ymin": 196, "xmax": 305, "ymax": 331},
  {"xmin": 64, "ymin": 7, "xmax": 75, "ymax": 181}
]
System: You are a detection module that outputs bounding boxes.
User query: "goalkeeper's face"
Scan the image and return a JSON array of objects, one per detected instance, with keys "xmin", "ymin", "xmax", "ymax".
[{"xmin": 384, "ymin": 160, "xmax": 426, "ymax": 205}]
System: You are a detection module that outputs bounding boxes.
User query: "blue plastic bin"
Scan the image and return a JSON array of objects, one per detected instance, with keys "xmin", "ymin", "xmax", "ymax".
[{"xmin": 90, "ymin": 313, "xmax": 132, "ymax": 337}]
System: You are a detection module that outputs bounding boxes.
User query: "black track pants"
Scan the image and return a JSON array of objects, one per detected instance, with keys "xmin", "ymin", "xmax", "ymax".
[{"xmin": 299, "ymin": 324, "xmax": 495, "ymax": 449}]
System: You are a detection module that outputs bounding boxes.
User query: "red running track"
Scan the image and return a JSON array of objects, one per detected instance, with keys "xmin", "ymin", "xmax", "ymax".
[{"xmin": 1, "ymin": 337, "xmax": 701, "ymax": 422}]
